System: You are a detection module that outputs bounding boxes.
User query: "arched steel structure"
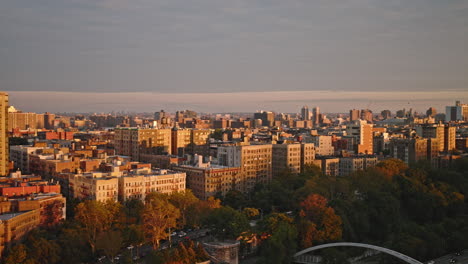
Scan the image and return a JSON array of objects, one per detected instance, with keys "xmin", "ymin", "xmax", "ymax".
[{"xmin": 294, "ymin": 242, "xmax": 423, "ymax": 264}]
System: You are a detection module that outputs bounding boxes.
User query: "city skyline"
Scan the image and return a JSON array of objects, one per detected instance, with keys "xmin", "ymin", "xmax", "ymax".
[{"xmin": 7, "ymin": 90, "xmax": 468, "ymax": 114}]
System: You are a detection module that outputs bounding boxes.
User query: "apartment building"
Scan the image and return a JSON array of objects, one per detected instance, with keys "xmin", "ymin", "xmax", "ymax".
[
  {"xmin": 346, "ymin": 120, "xmax": 373, "ymax": 154},
  {"xmin": 218, "ymin": 144, "xmax": 272, "ymax": 192},
  {"xmin": 174, "ymin": 162, "xmax": 242, "ymax": 200},
  {"xmin": 0, "ymin": 92, "xmax": 8, "ymax": 176},
  {"xmin": 119, "ymin": 168, "xmax": 186, "ymax": 201},
  {"xmin": 114, "ymin": 128, "xmax": 172, "ymax": 160},
  {"xmin": 339, "ymin": 156, "xmax": 378, "ymax": 176}
]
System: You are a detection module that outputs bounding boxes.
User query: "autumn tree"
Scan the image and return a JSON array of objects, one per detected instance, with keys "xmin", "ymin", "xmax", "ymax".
[
  {"xmin": 205, "ymin": 206, "xmax": 250, "ymax": 239},
  {"xmin": 375, "ymin": 158, "xmax": 408, "ymax": 179},
  {"xmin": 4, "ymin": 244, "xmax": 28, "ymax": 264},
  {"xmin": 168, "ymin": 190, "xmax": 199, "ymax": 228},
  {"xmin": 25, "ymin": 235, "xmax": 61, "ymax": 264},
  {"xmin": 242, "ymin": 207, "xmax": 260, "ymax": 219},
  {"xmin": 299, "ymin": 194, "xmax": 342, "ymax": 248},
  {"xmin": 96, "ymin": 230, "xmax": 124, "ymax": 261},
  {"xmin": 257, "ymin": 220, "xmax": 298, "ymax": 264},
  {"xmin": 186, "ymin": 196, "xmax": 221, "ymax": 228},
  {"xmin": 75, "ymin": 200, "xmax": 118, "ymax": 253},
  {"xmin": 142, "ymin": 192, "xmax": 181, "ymax": 249}
]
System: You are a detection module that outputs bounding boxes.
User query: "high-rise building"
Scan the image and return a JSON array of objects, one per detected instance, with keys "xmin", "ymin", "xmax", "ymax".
[
  {"xmin": 360, "ymin": 109, "xmax": 373, "ymax": 123},
  {"xmin": 171, "ymin": 128, "xmax": 191, "ymax": 156},
  {"xmin": 301, "ymin": 106, "xmax": 311, "ymax": 120},
  {"xmin": 445, "ymin": 101, "xmax": 468, "ymax": 122},
  {"xmin": 300, "ymin": 143, "xmax": 316, "ymax": 171},
  {"xmin": 444, "ymin": 126, "xmax": 456, "ymax": 152},
  {"xmin": 272, "ymin": 143, "xmax": 302, "ymax": 176},
  {"xmin": 154, "ymin": 110, "xmax": 166, "ymax": 121},
  {"xmin": 346, "ymin": 120, "xmax": 373, "ymax": 154},
  {"xmin": 254, "ymin": 111, "xmax": 275, "ymax": 127},
  {"xmin": 174, "ymin": 162, "xmax": 243, "ymax": 200},
  {"xmin": 190, "ymin": 129, "xmax": 211, "ymax": 155},
  {"xmin": 217, "ymin": 144, "xmax": 272, "ymax": 192},
  {"xmin": 43, "ymin": 112, "xmax": 55, "ymax": 129},
  {"xmin": 426, "ymin": 107, "xmax": 437, "ymax": 117},
  {"xmin": 0, "ymin": 92, "xmax": 8, "ymax": 176},
  {"xmin": 114, "ymin": 128, "xmax": 172, "ymax": 160},
  {"xmin": 390, "ymin": 138, "xmax": 428, "ymax": 164},
  {"xmin": 307, "ymin": 135, "xmax": 334, "ymax": 156},
  {"xmin": 380, "ymin": 110, "xmax": 391, "ymax": 120},
  {"xmin": 349, "ymin": 109, "xmax": 360, "ymax": 122},
  {"xmin": 416, "ymin": 124, "xmax": 445, "ymax": 152},
  {"xmin": 312, "ymin": 107, "xmax": 320, "ymax": 126}
]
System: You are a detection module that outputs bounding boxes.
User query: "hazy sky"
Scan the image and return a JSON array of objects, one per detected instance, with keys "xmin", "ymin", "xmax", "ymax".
[{"xmin": 2, "ymin": 0, "xmax": 468, "ymax": 112}]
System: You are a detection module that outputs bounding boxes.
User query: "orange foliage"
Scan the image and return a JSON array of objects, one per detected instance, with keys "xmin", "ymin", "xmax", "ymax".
[
  {"xmin": 299, "ymin": 194, "xmax": 342, "ymax": 248},
  {"xmin": 375, "ymin": 158, "xmax": 408, "ymax": 179}
]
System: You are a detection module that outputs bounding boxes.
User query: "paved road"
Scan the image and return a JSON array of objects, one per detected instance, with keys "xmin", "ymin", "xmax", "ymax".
[{"xmin": 430, "ymin": 250, "xmax": 468, "ymax": 264}]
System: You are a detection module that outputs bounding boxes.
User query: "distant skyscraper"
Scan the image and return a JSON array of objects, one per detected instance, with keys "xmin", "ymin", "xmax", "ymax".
[
  {"xmin": 381, "ymin": 110, "xmax": 391, "ymax": 120},
  {"xmin": 312, "ymin": 107, "xmax": 320, "ymax": 126},
  {"xmin": 301, "ymin": 106, "xmax": 311, "ymax": 120},
  {"xmin": 360, "ymin": 109, "xmax": 373, "ymax": 123},
  {"xmin": 254, "ymin": 111, "xmax": 275, "ymax": 127},
  {"xmin": 426, "ymin": 107, "xmax": 437, "ymax": 117},
  {"xmin": 349, "ymin": 109, "xmax": 360, "ymax": 122},
  {"xmin": 44, "ymin": 112, "xmax": 55, "ymax": 129},
  {"xmin": 445, "ymin": 101, "xmax": 468, "ymax": 122},
  {"xmin": 396, "ymin": 109, "xmax": 406, "ymax": 118},
  {"xmin": 0, "ymin": 92, "xmax": 9, "ymax": 176},
  {"xmin": 154, "ymin": 110, "xmax": 166, "ymax": 121}
]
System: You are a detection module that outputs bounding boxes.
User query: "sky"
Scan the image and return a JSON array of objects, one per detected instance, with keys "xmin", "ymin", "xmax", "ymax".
[{"xmin": 2, "ymin": 0, "xmax": 468, "ymax": 113}]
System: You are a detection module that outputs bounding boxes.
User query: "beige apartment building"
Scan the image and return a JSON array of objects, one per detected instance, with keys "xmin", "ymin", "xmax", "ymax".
[
  {"xmin": 339, "ymin": 156, "xmax": 378, "ymax": 176},
  {"xmin": 190, "ymin": 129, "xmax": 212, "ymax": 155},
  {"xmin": 320, "ymin": 158, "xmax": 340, "ymax": 176},
  {"xmin": 173, "ymin": 164, "xmax": 242, "ymax": 200},
  {"xmin": 306, "ymin": 135, "xmax": 334, "ymax": 156},
  {"xmin": 391, "ymin": 138, "xmax": 428, "ymax": 164},
  {"xmin": 114, "ymin": 128, "xmax": 172, "ymax": 160},
  {"xmin": 272, "ymin": 143, "xmax": 316, "ymax": 177},
  {"xmin": 346, "ymin": 120, "xmax": 373, "ymax": 154},
  {"xmin": 8, "ymin": 111, "xmax": 44, "ymax": 131},
  {"xmin": 0, "ymin": 92, "xmax": 8, "ymax": 176},
  {"xmin": 272, "ymin": 143, "xmax": 302, "ymax": 176},
  {"xmin": 217, "ymin": 144, "xmax": 272, "ymax": 192},
  {"xmin": 416, "ymin": 124, "xmax": 445, "ymax": 152},
  {"xmin": 444, "ymin": 126, "xmax": 456, "ymax": 152},
  {"xmin": 172, "ymin": 128, "xmax": 191, "ymax": 156},
  {"xmin": 301, "ymin": 143, "xmax": 316, "ymax": 170},
  {"xmin": 67, "ymin": 168, "xmax": 185, "ymax": 202},
  {"xmin": 68, "ymin": 172, "xmax": 119, "ymax": 202},
  {"xmin": 119, "ymin": 168, "xmax": 186, "ymax": 201}
]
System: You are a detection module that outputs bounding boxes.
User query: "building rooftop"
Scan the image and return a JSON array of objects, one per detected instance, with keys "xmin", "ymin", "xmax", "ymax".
[{"xmin": 0, "ymin": 211, "xmax": 30, "ymax": 221}]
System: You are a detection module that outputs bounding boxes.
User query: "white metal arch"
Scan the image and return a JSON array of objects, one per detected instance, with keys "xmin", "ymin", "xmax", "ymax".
[{"xmin": 294, "ymin": 242, "xmax": 423, "ymax": 264}]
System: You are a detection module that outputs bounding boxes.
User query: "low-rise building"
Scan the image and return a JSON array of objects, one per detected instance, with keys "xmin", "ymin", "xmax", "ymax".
[
  {"xmin": 69, "ymin": 172, "xmax": 119, "ymax": 202},
  {"xmin": 0, "ymin": 193, "xmax": 66, "ymax": 258},
  {"xmin": 119, "ymin": 168, "xmax": 186, "ymax": 201}
]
